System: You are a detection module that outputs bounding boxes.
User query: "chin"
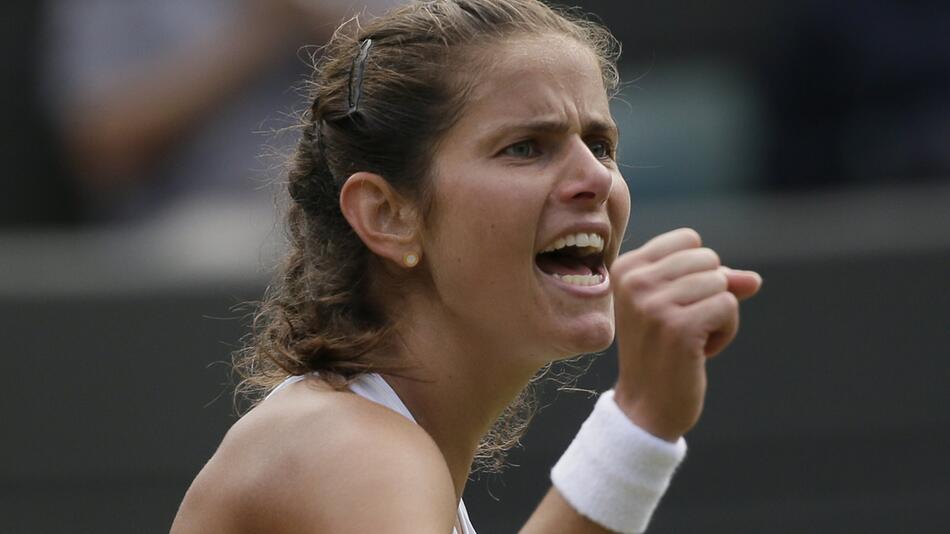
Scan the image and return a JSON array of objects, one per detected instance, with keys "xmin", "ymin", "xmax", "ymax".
[{"xmin": 552, "ymin": 315, "xmax": 615, "ymax": 359}]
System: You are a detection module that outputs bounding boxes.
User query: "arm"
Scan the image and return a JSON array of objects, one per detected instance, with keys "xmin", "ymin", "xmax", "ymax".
[
  {"xmin": 61, "ymin": 1, "xmax": 344, "ymax": 190},
  {"xmin": 521, "ymin": 488, "xmax": 616, "ymax": 534},
  {"xmin": 522, "ymin": 228, "xmax": 762, "ymax": 533}
]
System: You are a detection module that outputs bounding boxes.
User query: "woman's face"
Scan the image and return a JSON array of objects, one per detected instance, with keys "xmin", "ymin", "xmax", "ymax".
[{"xmin": 421, "ymin": 35, "xmax": 631, "ymax": 363}]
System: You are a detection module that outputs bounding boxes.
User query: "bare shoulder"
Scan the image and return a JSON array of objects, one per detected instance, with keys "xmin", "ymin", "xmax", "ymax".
[{"xmin": 171, "ymin": 377, "xmax": 457, "ymax": 534}]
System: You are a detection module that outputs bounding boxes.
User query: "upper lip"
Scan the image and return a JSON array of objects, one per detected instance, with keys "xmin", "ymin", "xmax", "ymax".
[{"xmin": 537, "ymin": 221, "xmax": 612, "ymax": 255}]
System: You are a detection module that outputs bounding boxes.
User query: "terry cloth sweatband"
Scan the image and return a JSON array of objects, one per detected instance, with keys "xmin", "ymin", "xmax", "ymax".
[{"xmin": 550, "ymin": 389, "xmax": 687, "ymax": 533}]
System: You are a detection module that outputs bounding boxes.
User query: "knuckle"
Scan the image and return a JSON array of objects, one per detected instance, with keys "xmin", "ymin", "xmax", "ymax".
[
  {"xmin": 678, "ymin": 227, "xmax": 702, "ymax": 248},
  {"xmin": 699, "ymin": 247, "xmax": 721, "ymax": 268},
  {"xmin": 719, "ymin": 291, "xmax": 739, "ymax": 310},
  {"xmin": 610, "ymin": 251, "xmax": 637, "ymax": 274},
  {"xmin": 619, "ymin": 270, "xmax": 652, "ymax": 293},
  {"xmin": 714, "ymin": 270, "xmax": 729, "ymax": 290},
  {"xmin": 617, "ymin": 272, "xmax": 636, "ymax": 293}
]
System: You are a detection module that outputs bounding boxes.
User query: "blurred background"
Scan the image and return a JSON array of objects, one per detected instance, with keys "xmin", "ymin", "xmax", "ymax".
[{"xmin": 2, "ymin": 0, "xmax": 948, "ymax": 532}]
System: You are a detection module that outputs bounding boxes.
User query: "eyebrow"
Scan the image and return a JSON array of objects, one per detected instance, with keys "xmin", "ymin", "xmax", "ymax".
[{"xmin": 490, "ymin": 116, "xmax": 619, "ymax": 140}]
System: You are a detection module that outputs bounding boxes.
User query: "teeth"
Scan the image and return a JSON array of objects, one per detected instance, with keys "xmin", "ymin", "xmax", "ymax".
[
  {"xmin": 541, "ymin": 232, "xmax": 605, "ymax": 254},
  {"xmin": 552, "ymin": 273, "xmax": 605, "ymax": 286}
]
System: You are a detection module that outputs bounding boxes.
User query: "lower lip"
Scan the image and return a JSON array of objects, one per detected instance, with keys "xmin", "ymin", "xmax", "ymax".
[{"xmin": 534, "ymin": 264, "xmax": 612, "ymax": 298}]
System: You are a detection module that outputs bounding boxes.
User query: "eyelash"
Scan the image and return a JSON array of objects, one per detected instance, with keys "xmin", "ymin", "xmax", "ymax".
[
  {"xmin": 503, "ymin": 140, "xmax": 539, "ymax": 159},
  {"xmin": 587, "ymin": 138, "xmax": 616, "ymax": 161},
  {"xmin": 501, "ymin": 139, "xmax": 616, "ymax": 161}
]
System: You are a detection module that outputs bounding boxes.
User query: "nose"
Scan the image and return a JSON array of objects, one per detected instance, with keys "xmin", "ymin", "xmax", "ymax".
[{"xmin": 556, "ymin": 138, "xmax": 613, "ymax": 208}]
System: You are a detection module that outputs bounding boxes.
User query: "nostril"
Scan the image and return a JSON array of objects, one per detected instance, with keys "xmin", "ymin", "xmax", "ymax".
[{"xmin": 572, "ymin": 191, "xmax": 596, "ymax": 200}]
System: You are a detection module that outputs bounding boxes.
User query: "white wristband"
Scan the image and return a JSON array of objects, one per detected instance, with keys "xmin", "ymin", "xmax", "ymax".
[{"xmin": 550, "ymin": 390, "xmax": 687, "ymax": 534}]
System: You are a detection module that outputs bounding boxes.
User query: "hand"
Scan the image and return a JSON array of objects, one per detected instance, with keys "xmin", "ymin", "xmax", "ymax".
[
  {"xmin": 249, "ymin": 0, "xmax": 402, "ymax": 44},
  {"xmin": 241, "ymin": 0, "xmax": 349, "ymax": 47},
  {"xmin": 610, "ymin": 228, "xmax": 761, "ymax": 442}
]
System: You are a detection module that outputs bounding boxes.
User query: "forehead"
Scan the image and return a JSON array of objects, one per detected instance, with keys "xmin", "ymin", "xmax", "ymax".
[{"xmin": 453, "ymin": 35, "xmax": 613, "ymax": 134}]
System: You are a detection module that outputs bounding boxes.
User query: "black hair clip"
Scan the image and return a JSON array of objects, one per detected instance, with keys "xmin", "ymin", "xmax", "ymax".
[
  {"xmin": 346, "ymin": 39, "xmax": 374, "ymax": 117},
  {"xmin": 308, "ymin": 95, "xmax": 323, "ymax": 151}
]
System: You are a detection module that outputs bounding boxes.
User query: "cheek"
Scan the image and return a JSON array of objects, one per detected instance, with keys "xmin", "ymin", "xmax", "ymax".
[
  {"xmin": 428, "ymin": 191, "xmax": 502, "ymax": 271},
  {"xmin": 426, "ymin": 181, "xmax": 539, "ymax": 293},
  {"xmin": 435, "ymin": 176, "xmax": 540, "ymax": 244},
  {"xmin": 610, "ymin": 175, "xmax": 632, "ymax": 233}
]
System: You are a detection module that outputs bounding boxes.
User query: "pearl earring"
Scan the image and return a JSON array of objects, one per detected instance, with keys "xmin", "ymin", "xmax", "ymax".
[{"xmin": 403, "ymin": 252, "xmax": 420, "ymax": 268}]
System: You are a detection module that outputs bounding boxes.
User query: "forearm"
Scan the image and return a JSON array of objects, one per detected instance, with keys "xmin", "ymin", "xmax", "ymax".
[
  {"xmin": 62, "ymin": 3, "xmax": 340, "ymax": 187},
  {"xmin": 519, "ymin": 391, "xmax": 687, "ymax": 534},
  {"xmin": 520, "ymin": 487, "xmax": 616, "ymax": 534}
]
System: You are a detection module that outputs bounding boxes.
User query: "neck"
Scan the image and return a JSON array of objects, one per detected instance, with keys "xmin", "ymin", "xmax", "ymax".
[{"xmin": 382, "ymin": 305, "xmax": 545, "ymax": 501}]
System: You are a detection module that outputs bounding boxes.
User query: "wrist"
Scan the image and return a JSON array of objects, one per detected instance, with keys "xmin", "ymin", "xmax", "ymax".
[
  {"xmin": 551, "ymin": 390, "xmax": 687, "ymax": 533},
  {"xmin": 612, "ymin": 387, "xmax": 684, "ymax": 444}
]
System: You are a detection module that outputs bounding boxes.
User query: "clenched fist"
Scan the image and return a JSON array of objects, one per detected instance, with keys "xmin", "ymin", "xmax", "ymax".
[{"xmin": 610, "ymin": 228, "xmax": 762, "ymax": 442}]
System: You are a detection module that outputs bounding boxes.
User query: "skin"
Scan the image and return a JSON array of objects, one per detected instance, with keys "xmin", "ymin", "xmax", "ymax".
[
  {"xmin": 62, "ymin": 0, "xmax": 348, "ymax": 191},
  {"xmin": 171, "ymin": 34, "xmax": 761, "ymax": 533}
]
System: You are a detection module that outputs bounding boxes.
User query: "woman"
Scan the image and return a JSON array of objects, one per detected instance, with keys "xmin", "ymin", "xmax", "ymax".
[{"xmin": 171, "ymin": 1, "xmax": 762, "ymax": 532}]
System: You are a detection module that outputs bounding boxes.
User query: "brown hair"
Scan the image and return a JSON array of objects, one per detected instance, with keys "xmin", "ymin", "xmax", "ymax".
[{"xmin": 234, "ymin": 0, "xmax": 620, "ymax": 472}]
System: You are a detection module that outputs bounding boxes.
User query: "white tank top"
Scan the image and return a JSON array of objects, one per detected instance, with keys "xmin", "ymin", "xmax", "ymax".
[{"xmin": 269, "ymin": 373, "xmax": 477, "ymax": 534}]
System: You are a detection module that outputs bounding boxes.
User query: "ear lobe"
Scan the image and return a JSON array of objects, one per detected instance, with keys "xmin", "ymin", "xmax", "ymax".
[{"xmin": 339, "ymin": 172, "xmax": 420, "ymax": 265}]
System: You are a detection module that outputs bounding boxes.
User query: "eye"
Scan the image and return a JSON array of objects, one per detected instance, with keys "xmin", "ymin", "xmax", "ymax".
[
  {"xmin": 587, "ymin": 139, "xmax": 615, "ymax": 160},
  {"xmin": 502, "ymin": 140, "xmax": 539, "ymax": 159}
]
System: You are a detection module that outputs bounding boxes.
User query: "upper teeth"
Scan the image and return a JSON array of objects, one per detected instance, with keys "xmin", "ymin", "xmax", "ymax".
[{"xmin": 541, "ymin": 233, "xmax": 605, "ymax": 254}]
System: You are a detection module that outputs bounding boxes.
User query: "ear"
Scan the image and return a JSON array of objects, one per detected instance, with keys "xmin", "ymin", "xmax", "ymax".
[{"xmin": 339, "ymin": 172, "xmax": 421, "ymax": 267}]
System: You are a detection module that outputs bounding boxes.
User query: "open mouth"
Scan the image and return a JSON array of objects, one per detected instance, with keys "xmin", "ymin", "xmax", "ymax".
[{"xmin": 535, "ymin": 232, "xmax": 607, "ymax": 287}]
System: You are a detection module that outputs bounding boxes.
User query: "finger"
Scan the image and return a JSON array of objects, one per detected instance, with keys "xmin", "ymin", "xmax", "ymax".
[
  {"xmin": 653, "ymin": 269, "xmax": 729, "ymax": 306},
  {"xmin": 615, "ymin": 228, "xmax": 702, "ymax": 272},
  {"xmin": 637, "ymin": 227, "xmax": 703, "ymax": 262},
  {"xmin": 683, "ymin": 291, "xmax": 739, "ymax": 358},
  {"xmin": 723, "ymin": 268, "xmax": 763, "ymax": 301},
  {"xmin": 647, "ymin": 247, "xmax": 721, "ymax": 282}
]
